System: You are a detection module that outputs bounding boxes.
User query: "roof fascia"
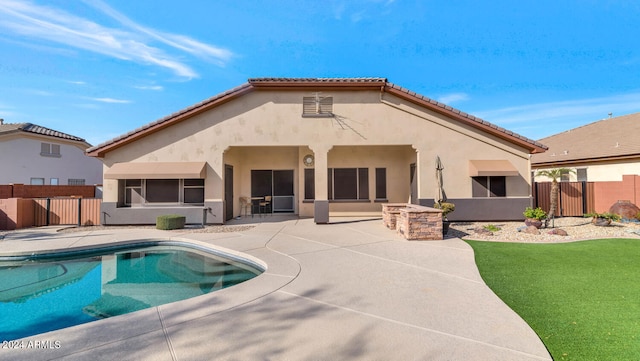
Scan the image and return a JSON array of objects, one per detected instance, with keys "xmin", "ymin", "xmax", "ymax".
[
  {"xmin": 248, "ymin": 79, "xmax": 386, "ymax": 91},
  {"xmin": 1, "ymin": 130, "xmax": 91, "ymax": 148},
  {"xmin": 532, "ymin": 153, "xmax": 640, "ymax": 168}
]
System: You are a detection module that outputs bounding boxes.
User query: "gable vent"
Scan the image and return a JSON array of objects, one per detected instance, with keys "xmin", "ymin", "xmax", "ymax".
[{"xmin": 303, "ymin": 95, "xmax": 333, "ymax": 117}]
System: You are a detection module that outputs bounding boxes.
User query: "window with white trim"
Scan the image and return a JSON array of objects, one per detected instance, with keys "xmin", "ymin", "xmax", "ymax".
[
  {"xmin": 68, "ymin": 179, "xmax": 86, "ymax": 185},
  {"xmin": 40, "ymin": 142, "xmax": 61, "ymax": 157},
  {"xmin": 577, "ymin": 168, "xmax": 587, "ymax": 182}
]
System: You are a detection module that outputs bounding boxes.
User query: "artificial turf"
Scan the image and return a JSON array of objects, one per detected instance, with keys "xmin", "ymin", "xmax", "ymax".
[{"xmin": 465, "ymin": 238, "xmax": 640, "ymax": 361}]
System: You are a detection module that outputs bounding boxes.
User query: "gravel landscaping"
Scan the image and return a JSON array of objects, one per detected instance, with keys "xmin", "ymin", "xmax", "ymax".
[
  {"xmin": 56, "ymin": 224, "xmax": 256, "ymax": 234},
  {"xmin": 450, "ymin": 217, "xmax": 640, "ymax": 243}
]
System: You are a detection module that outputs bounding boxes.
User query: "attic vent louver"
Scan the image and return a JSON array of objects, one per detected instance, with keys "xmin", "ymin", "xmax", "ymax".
[{"xmin": 303, "ymin": 94, "xmax": 333, "ymax": 117}]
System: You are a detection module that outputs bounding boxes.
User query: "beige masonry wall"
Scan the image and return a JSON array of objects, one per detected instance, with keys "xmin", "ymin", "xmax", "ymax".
[{"xmin": 101, "ymin": 88, "xmax": 533, "ymax": 219}]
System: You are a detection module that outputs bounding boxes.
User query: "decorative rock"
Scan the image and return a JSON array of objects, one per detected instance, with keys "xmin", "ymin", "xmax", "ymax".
[
  {"xmin": 522, "ymin": 226, "xmax": 540, "ymax": 235},
  {"xmin": 524, "ymin": 218, "xmax": 543, "ymax": 229},
  {"xmin": 474, "ymin": 227, "xmax": 493, "ymax": 236},
  {"xmin": 547, "ymin": 228, "xmax": 568, "ymax": 236},
  {"xmin": 609, "ymin": 200, "xmax": 640, "ymax": 221},
  {"xmin": 516, "ymin": 226, "xmax": 528, "ymax": 232},
  {"xmin": 592, "ymin": 217, "xmax": 611, "ymax": 227}
]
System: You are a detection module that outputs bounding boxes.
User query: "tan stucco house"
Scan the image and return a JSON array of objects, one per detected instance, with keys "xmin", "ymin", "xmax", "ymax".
[
  {"xmin": 0, "ymin": 120, "xmax": 103, "ymax": 186},
  {"xmin": 532, "ymin": 112, "xmax": 640, "ymax": 182},
  {"xmin": 87, "ymin": 78, "xmax": 546, "ymax": 225}
]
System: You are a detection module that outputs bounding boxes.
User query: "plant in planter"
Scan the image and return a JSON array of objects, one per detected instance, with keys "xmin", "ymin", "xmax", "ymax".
[
  {"xmin": 434, "ymin": 201, "xmax": 455, "ymax": 235},
  {"xmin": 523, "ymin": 207, "xmax": 547, "ymax": 229},
  {"xmin": 585, "ymin": 212, "xmax": 621, "ymax": 226}
]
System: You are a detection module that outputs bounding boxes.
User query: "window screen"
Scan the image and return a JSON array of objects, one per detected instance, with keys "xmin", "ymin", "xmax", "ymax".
[{"xmin": 146, "ymin": 179, "xmax": 179, "ymax": 203}]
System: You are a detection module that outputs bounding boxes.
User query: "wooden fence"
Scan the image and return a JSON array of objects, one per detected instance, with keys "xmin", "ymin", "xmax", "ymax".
[
  {"xmin": 33, "ymin": 198, "xmax": 101, "ymax": 226},
  {"xmin": 533, "ymin": 181, "xmax": 595, "ymax": 217},
  {"xmin": 0, "ymin": 184, "xmax": 98, "ymax": 199}
]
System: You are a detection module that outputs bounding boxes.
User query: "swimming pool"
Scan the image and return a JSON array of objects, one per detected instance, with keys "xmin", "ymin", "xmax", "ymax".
[{"xmin": 0, "ymin": 242, "xmax": 264, "ymax": 341}]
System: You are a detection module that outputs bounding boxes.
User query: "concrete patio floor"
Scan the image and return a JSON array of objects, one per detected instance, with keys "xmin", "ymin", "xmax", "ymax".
[{"xmin": 0, "ymin": 217, "xmax": 551, "ymax": 361}]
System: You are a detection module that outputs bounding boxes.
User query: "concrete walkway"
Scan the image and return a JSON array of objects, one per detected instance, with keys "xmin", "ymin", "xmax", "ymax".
[{"xmin": 0, "ymin": 218, "xmax": 551, "ymax": 361}]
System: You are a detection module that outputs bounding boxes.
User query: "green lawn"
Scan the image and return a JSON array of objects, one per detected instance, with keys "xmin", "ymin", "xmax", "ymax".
[{"xmin": 465, "ymin": 239, "xmax": 640, "ymax": 361}]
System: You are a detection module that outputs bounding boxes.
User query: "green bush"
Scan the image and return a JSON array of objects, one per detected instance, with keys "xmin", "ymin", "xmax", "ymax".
[
  {"xmin": 523, "ymin": 207, "xmax": 547, "ymax": 220},
  {"xmin": 156, "ymin": 214, "xmax": 186, "ymax": 230},
  {"xmin": 584, "ymin": 212, "xmax": 621, "ymax": 222},
  {"xmin": 484, "ymin": 224, "xmax": 501, "ymax": 232},
  {"xmin": 433, "ymin": 202, "xmax": 455, "ymax": 218}
]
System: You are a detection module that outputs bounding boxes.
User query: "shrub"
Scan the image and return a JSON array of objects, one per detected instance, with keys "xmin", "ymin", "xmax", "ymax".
[
  {"xmin": 523, "ymin": 207, "xmax": 547, "ymax": 220},
  {"xmin": 484, "ymin": 224, "xmax": 501, "ymax": 232},
  {"xmin": 584, "ymin": 212, "xmax": 621, "ymax": 222},
  {"xmin": 156, "ymin": 214, "xmax": 186, "ymax": 230},
  {"xmin": 434, "ymin": 202, "xmax": 455, "ymax": 219}
]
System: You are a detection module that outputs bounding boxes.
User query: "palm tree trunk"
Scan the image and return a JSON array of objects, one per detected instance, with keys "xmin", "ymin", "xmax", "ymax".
[{"xmin": 548, "ymin": 180, "xmax": 559, "ymax": 219}]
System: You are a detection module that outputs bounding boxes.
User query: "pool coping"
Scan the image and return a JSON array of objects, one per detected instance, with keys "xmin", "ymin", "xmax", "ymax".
[{"xmin": 0, "ymin": 226, "xmax": 301, "ymax": 360}]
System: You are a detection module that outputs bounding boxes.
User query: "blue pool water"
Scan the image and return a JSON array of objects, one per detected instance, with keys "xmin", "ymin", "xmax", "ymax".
[{"xmin": 0, "ymin": 244, "xmax": 263, "ymax": 341}]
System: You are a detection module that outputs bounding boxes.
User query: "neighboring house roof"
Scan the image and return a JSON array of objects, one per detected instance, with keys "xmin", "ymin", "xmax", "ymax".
[
  {"xmin": 531, "ymin": 112, "xmax": 640, "ymax": 167},
  {"xmin": 87, "ymin": 78, "xmax": 547, "ymax": 157},
  {"xmin": 0, "ymin": 122, "xmax": 88, "ymax": 144}
]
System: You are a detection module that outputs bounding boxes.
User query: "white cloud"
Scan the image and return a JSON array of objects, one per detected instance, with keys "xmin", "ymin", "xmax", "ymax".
[
  {"xmin": 475, "ymin": 93, "xmax": 640, "ymax": 125},
  {"xmin": 0, "ymin": 102, "xmax": 19, "ymax": 119},
  {"xmin": 332, "ymin": 0, "xmax": 395, "ymax": 22},
  {"xmin": 351, "ymin": 11, "xmax": 366, "ymax": 22},
  {"xmin": 472, "ymin": 92, "xmax": 640, "ymax": 139},
  {"xmin": 73, "ymin": 103, "xmax": 100, "ymax": 109},
  {"xmin": 0, "ymin": 0, "xmax": 234, "ymax": 78},
  {"xmin": 90, "ymin": 97, "xmax": 132, "ymax": 104},
  {"xmin": 67, "ymin": 80, "xmax": 87, "ymax": 85},
  {"xmin": 437, "ymin": 92, "xmax": 469, "ymax": 104},
  {"xmin": 26, "ymin": 89, "xmax": 54, "ymax": 96},
  {"xmin": 134, "ymin": 85, "xmax": 163, "ymax": 91}
]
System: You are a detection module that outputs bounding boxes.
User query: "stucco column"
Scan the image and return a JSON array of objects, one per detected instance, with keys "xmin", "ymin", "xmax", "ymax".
[
  {"xmin": 310, "ymin": 144, "xmax": 332, "ymax": 223},
  {"xmin": 413, "ymin": 146, "xmax": 431, "ymax": 206},
  {"xmin": 204, "ymin": 150, "xmax": 225, "ymax": 224}
]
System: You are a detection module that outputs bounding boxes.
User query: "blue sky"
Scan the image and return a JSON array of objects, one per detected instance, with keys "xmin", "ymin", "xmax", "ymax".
[{"xmin": 1, "ymin": 0, "xmax": 640, "ymax": 146}]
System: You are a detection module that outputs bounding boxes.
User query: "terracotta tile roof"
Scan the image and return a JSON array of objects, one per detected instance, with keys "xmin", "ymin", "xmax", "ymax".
[
  {"xmin": 249, "ymin": 77, "xmax": 388, "ymax": 84},
  {"xmin": 531, "ymin": 112, "xmax": 640, "ymax": 167},
  {"xmin": 87, "ymin": 78, "xmax": 547, "ymax": 157},
  {"xmin": 0, "ymin": 122, "xmax": 86, "ymax": 142}
]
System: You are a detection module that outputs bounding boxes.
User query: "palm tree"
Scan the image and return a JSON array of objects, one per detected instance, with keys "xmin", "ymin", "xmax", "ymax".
[{"xmin": 535, "ymin": 168, "xmax": 575, "ymax": 219}]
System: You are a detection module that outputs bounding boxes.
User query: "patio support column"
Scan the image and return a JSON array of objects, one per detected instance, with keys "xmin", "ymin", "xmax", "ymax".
[
  {"xmin": 413, "ymin": 145, "xmax": 430, "ymax": 206},
  {"xmin": 310, "ymin": 144, "xmax": 332, "ymax": 224}
]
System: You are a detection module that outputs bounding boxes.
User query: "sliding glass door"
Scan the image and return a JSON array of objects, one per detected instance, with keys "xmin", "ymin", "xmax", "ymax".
[{"xmin": 250, "ymin": 170, "xmax": 294, "ymax": 213}]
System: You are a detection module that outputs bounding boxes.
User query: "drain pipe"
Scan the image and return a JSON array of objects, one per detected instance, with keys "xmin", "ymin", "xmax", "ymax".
[
  {"xmin": 77, "ymin": 198, "xmax": 82, "ymax": 227},
  {"xmin": 46, "ymin": 198, "xmax": 50, "ymax": 226},
  {"xmin": 202, "ymin": 207, "xmax": 211, "ymax": 227}
]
